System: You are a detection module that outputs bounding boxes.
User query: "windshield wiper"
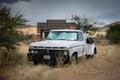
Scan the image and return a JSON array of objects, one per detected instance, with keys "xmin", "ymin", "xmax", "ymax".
[
  {"xmin": 47, "ymin": 37, "xmax": 52, "ymax": 40},
  {"xmin": 58, "ymin": 39, "xmax": 67, "ymax": 40}
]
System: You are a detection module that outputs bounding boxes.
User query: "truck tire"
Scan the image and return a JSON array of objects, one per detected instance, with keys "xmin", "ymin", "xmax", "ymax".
[
  {"xmin": 91, "ymin": 47, "xmax": 97, "ymax": 57},
  {"xmin": 33, "ymin": 61, "xmax": 38, "ymax": 65},
  {"xmin": 70, "ymin": 53, "xmax": 78, "ymax": 65}
]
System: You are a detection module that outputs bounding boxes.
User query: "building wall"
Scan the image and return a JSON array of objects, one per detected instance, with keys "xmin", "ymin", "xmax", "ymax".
[{"xmin": 37, "ymin": 20, "xmax": 75, "ymax": 39}]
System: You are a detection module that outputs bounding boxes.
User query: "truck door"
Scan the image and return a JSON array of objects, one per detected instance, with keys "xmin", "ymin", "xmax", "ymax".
[{"xmin": 78, "ymin": 32, "xmax": 86, "ymax": 57}]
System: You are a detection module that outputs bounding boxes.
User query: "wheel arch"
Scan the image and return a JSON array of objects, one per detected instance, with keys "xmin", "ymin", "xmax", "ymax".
[{"xmin": 70, "ymin": 52, "xmax": 78, "ymax": 59}]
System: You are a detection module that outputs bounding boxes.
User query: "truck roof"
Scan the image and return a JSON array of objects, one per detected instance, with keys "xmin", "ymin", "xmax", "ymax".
[{"xmin": 51, "ymin": 29, "xmax": 83, "ymax": 32}]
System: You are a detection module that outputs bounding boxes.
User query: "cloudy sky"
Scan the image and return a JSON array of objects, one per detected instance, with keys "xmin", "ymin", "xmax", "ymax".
[{"xmin": 0, "ymin": 0, "xmax": 120, "ymax": 27}]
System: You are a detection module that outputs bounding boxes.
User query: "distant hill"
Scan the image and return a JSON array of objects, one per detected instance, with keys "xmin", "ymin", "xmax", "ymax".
[{"xmin": 97, "ymin": 21, "xmax": 120, "ymax": 32}]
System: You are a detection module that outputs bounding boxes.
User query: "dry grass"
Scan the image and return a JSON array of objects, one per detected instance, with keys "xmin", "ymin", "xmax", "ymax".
[
  {"xmin": 0, "ymin": 44, "xmax": 120, "ymax": 80},
  {"xmin": 17, "ymin": 27, "xmax": 37, "ymax": 35}
]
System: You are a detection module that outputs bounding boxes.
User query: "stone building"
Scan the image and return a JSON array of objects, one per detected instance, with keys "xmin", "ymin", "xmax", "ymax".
[{"xmin": 37, "ymin": 20, "xmax": 75, "ymax": 39}]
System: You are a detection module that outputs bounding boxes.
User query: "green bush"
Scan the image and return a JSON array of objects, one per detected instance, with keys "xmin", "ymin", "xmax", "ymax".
[
  {"xmin": 106, "ymin": 24, "xmax": 120, "ymax": 43},
  {"xmin": 0, "ymin": 6, "xmax": 27, "ymax": 50}
]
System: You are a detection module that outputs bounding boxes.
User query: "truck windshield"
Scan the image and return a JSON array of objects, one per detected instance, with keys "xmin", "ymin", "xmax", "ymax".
[{"xmin": 47, "ymin": 31, "xmax": 78, "ymax": 41}]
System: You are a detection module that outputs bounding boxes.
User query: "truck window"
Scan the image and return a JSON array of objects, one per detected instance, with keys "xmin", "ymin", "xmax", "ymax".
[
  {"xmin": 47, "ymin": 31, "xmax": 78, "ymax": 41},
  {"xmin": 79, "ymin": 32, "xmax": 84, "ymax": 41}
]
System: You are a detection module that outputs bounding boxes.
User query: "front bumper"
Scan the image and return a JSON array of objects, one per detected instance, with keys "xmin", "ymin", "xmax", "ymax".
[{"xmin": 27, "ymin": 49, "xmax": 70, "ymax": 64}]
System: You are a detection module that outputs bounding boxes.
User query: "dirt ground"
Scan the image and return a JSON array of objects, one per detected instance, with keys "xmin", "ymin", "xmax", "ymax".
[{"xmin": 2, "ymin": 44, "xmax": 120, "ymax": 80}]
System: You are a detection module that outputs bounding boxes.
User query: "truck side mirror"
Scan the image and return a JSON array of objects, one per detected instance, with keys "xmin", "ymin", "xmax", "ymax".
[{"xmin": 86, "ymin": 37, "xmax": 94, "ymax": 44}]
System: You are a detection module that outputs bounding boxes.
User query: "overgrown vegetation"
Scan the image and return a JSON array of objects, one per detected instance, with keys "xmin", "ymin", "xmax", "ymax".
[
  {"xmin": 0, "ymin": 6, "xmax": 27, "ymax": 70},
  {"xmin": 0, "ymin": 47, "xmax": 24, "ymax": 69},
  {"xmin": 0, "ymin": 6, "xmax": 28, "ymax": 50},
  {"xmin": 106, "ymin": 24, "xmax": 120, "ymax": 43},
  {"xmin": 19, "ymin": 33, "xmax": 36, "ymax": 41},
  {"xmin": 1, "ymin": 45, "xmax": 120, "ymax": 80},
  {"xmin": 96, "ymin": 34, "xmax": 105, "ymax": 40},
  {"xmin": 71, "ymin": 14, "xmax": 97, "ymax": 35}
]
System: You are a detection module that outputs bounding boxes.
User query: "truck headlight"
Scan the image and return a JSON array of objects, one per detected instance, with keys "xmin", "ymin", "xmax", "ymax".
[
  {"xmin": 34, "ymin": 51, "xmax": 38, "ymax": 54},
  {"xmin": 31, "ymin": 50, "xmax": 34, "ymax": 53},
  {"xmin": 64, "ymin": 51, "xmax": 68, "ymax": 55}
]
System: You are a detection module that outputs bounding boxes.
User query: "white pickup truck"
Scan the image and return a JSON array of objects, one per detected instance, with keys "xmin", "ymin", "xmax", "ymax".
[{"xmin": 27, "ymin": 29, "xmax": 97, "ymax": 65}]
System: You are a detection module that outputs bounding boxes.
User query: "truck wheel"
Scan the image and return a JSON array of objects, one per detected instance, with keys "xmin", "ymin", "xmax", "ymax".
[
  {"xmin": 91, "ymin": 48, "xmax": 97, "ymax": 57},
  {"xmin": 86, "ymin": 55, "xmax": 90, "ymax": 59},
  {"xmin": 70, "ymin": 54, "xmax": 78, "ymax": 65},
  {"xmin": 33, "ymin": 61, "xmax": 38, "ymax": 65}
]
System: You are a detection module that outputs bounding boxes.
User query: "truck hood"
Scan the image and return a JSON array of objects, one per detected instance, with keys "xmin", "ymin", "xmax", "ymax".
[{"xmin": 30, "ymin": 40, "xmax": 82, "ymax": 48}]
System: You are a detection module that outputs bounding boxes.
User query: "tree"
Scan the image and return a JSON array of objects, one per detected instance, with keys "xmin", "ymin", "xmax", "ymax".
[
  {"xmin": 0, "ymin": 6, "xmax": 28, "ymax": 50},
  {"xmin": 105, "ymin": 24, "xmax": 120, "ymax": 43},
  {"xmin": 71, "ymin": 14, "xmax": 97, "ymax": 35}
]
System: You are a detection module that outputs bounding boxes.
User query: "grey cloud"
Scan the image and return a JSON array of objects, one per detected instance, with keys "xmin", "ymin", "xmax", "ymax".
[
  {"xmin": 0, "ymin": 0, "xmax": 31, "ymax": 4},
  {"xmin": 3, "ymin": 0, "xmax": 120, "ymax": 26}
]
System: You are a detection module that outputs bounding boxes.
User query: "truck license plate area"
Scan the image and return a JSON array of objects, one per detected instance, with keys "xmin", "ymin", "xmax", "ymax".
[{"xmin": 44, "ymin": 55, "xmax": 50, "ymax": 59}]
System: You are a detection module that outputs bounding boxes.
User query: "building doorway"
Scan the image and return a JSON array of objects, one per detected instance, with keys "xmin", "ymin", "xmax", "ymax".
[{"xmin": 42, "ymin": 30, "xmax": 50, "ymax": 39}]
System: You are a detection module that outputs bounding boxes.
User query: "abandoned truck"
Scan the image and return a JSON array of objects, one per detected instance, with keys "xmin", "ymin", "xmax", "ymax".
[{"xmin": 27, "ymin": 29, "xmax": 97, "ymax": 65}]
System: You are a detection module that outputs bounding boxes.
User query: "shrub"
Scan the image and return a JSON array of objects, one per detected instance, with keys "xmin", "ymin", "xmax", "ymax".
[
  {"xmin": 0, "ymin": 6, "xmax": 27, "ymax": 50},
  {"xmin": 96, "ymin": 34, "xmax": 105, "ymax": 40},
  {"xmin": 106, "ymin": 24, "xmax": 120, "ymax": 43}
]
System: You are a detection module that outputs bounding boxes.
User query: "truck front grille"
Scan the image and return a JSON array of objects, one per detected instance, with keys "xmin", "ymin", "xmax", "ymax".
[
  {"xmin": 28, "ymin": 49, "xmax": 69, "ymax": 65},
  {"xmin": 29, "ymin": 49, "xmax": 64, "ymax": 57}
]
